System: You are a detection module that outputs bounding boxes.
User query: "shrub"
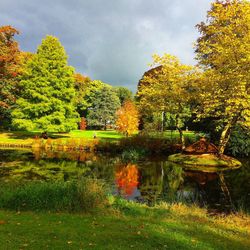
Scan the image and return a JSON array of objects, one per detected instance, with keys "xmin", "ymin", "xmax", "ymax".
[{"xmin": 227, "ymin": 125, "xmax": 250, "ymax": 157}]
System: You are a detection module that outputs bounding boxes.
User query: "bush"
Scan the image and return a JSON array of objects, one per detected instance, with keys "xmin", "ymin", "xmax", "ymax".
[
  {"xmin": 227, "ymin": 125, "xmax": 250, "ymax": 157},
  {"xmin": 121, "ymin": 148, "xmax": 146, "ymax": 162},
  {"xmin": 0, "ymin": 177, "xmax": 109, "ymax": 212}
]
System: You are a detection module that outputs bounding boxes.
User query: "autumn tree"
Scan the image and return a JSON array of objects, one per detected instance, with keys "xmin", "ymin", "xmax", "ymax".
[
  {"xmin": 12, "ymin": 35, "xmax": 79, "ymax": 132},
  {"xmin": 137, "ymin": 54, "xmax": 198, "ymax": 149},
  {"xmin": 0, "ymin": 25, "xmax": 21, "ymax": 125},
  {"xmin": 79, "ymin": 117, "xmax": 87, "ymax": 130},
  {"xmin": 74, "ymin": 73, "xmax": 91, "ymax": 116},
  {"xmin": 87, "ymin": 85, "xmax": 120, "ymax": 130},
  {"xmin": 195, "ymin": 0, "xmax": 250, "ymax": 154},
  {"xmin": 116, "ymin": 100, "xmax": 139, "ymax": 136}
]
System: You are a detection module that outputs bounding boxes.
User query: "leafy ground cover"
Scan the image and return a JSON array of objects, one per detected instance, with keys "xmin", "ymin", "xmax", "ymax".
[{"xmin": 0, "ymin": 202, "xmax": 249, "ymax": 250}]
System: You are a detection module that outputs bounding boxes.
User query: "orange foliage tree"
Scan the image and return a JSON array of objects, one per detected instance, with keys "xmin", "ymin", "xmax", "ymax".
[
  {"xmin": 79, "ymin": 117, "xmax": 87, "ymax": 130},
  {"xmin": 116, "ymin": 100, "xmax": 139, "ymax": 136},
  {"xmin": 0, "ymin": 25, "xmax": 21, "ymax": 120}
]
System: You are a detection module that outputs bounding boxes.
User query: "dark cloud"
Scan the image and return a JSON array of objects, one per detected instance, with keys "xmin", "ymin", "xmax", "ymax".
[{"xmin": 0, "ymin": 0, "xmax": 212, "ymax": 91}]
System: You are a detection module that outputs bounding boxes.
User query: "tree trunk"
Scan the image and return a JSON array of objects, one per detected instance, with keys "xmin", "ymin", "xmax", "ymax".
[
  {"xmin": 104, "ymin": 120, "xmax": 107, "ymax": 130},
  {"xmin": 218, "ymin": 116, "xmax": 239, "ymax": 155},
  {"xmin": 177, "ymin": 127, "xmax": 185, "ymax": 150},
  {"xmin": 176, "ymin": 115, "xmax": 185, "ymax": 150}
]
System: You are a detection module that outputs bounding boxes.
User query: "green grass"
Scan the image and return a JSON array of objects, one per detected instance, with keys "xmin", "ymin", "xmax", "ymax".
[
  {"xmin": 0, "ymin": 179, "xmax": 109, "ymax": 212},
  {"xmin": 0, "ymin": 180, "xmax": 249, "ymax": 249},
  {"xmin": 168, "ymin": 153, "xmax": 242, "ymax": 168},
  {"xmin": 0, "ymin": 203, "xmax": 249, "ymax": 250},
  {"xmin": 0, "ymin": 130, "xmax": 197, "ymax": 146}
]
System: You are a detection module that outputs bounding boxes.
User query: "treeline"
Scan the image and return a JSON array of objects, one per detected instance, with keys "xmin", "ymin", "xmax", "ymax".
[
  {"xmin": 0, "ymin": 0, "xmax": 250, "ymax": 156},
  {"xmin": 0, "ymin": 29, "xmax": 137, "ymax": 134}
]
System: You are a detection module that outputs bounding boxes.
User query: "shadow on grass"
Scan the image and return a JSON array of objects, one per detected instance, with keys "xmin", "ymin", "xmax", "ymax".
[{"xmin": 4, "ymin": 131, "xmax": 69, "ymax": 140}]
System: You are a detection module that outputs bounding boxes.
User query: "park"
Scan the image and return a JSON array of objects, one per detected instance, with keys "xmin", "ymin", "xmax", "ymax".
[{"xmin": 0, "ymin": 0, "xmax": 250, "ymax": 249}]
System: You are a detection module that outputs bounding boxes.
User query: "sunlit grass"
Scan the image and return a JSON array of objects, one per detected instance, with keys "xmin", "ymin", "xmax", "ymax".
[
  {"xmin": 0, "ymin": 201, "xmax": 249, "ymax": 249},
  {"xmin": 0, "ymin": 129, "xmax": 197, "ymax": 146}
]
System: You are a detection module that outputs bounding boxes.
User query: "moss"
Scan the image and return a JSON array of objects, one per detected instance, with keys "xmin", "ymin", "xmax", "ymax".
[{"xmin": 168, "ymin": 153, "xmax": 242, "ymax": 168}]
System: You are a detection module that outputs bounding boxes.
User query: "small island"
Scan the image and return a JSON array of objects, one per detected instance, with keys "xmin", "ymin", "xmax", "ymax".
[{"xmin": 168, "ymin": 138, "xmax": 242, "ymax": 168}]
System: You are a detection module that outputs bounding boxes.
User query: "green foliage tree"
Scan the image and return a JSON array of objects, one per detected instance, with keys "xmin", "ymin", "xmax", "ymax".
[
  {"xmin": 12, "ymin": 35, "xmax": 79, "ymax": 132},
  {"xmin": 114, "ymin": 86, "xmax": 133, "ymax": 104},
  {"xmin": 87, "ymin": 85, "xmax": 120, "ymax": 130},
  {"xmin": 195, "ymin": 0, "xmax": 250, "ymax": 154}
]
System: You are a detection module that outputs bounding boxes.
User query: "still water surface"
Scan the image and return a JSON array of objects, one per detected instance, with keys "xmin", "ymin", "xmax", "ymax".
[{"xmin": 0, "ymin": 149, "xmax": 249, "ymax": 212}]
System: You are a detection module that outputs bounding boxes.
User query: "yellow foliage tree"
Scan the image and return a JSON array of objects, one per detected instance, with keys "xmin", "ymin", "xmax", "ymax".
[
  {"xmin": 116, "ymin": 100, "xmax": 139, "ymax": 136},
  {"xmin": 195, "ymin": 0, "xmax": 250, "ymax": 154},
  {"xmin": 137, "ymin": 54, "xmax": 199, "ymax": 149}
]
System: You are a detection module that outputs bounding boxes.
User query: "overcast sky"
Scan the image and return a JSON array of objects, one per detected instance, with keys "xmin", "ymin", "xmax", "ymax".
[{"xmin": 0, "ymin": 0, "xmax": 212, "ymax": 91}]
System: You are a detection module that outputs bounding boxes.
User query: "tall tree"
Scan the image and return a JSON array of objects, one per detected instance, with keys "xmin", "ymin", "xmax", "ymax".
[
  {"xmin": 12, "ymin": 35, "xmax": 79, "ymax": 132},
  {"xmin": 195, "ymin": 0, "xmax": 250, "ymax": 154},
  {"xmin": 0, "ymin": 25, "xmax": 21, "ymax": 125},
  {"xmin": 87, "ymin": 85, "xmax": 120, "ymax": 130},
  {"xmin": 137, "ymin": 54, "xmax": 197, "ymax": 149},
  {"xmin": 116, "ymin": 100, "xmax": 139, "ymax": 136}
]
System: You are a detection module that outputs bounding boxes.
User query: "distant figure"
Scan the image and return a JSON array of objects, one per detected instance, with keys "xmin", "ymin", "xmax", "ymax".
[
  {"xmin": 93, "ymin": 132, "xmax": 97, "ymax": 139},
  {"xmin": 41, "ymin": 132, "xmax": 48, "ymax": 139}
]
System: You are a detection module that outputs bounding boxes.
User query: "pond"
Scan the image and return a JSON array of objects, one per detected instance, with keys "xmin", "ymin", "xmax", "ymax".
[{"xmin": 0, "ymin": 148, "xmax": 249, "ymax": 213}]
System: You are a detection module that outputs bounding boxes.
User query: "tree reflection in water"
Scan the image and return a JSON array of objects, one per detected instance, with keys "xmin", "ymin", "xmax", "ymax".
[{"xmin": 115, "ymin": 163, "xmax": 139, "ymax": 198}]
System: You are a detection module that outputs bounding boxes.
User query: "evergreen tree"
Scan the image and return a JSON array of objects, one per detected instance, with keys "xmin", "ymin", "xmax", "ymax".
[
  {"xmin": 12, "ymin": 35, "xmax": 79, "ymax": 132},
  {"xmin": 87, "ymin": 86, "xmax": 120, "ymax": 130}
]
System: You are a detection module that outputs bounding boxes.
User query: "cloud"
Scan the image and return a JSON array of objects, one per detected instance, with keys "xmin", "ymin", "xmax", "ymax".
[{"xmin": 0, "ymin": 0, "xmax": 212, "ymax": 91}]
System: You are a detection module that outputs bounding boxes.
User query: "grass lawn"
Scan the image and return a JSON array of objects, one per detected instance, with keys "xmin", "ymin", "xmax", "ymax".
[
  {"xmin": 0, "ymin": 130, "xmax": 197, "ymax": 146},
  {"xmin": 0, "ymin": 203, "xmax": 249, "ymax": 250}
]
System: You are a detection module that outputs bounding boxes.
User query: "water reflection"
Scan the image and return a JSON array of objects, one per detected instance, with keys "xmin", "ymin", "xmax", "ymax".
[
  {"xmin": 115, "ymin": 164, "xmax": 139, "ymax": 198},
  {"xmin": 0, "ymin": 148, "xmax": 249, "ymax": 212}
]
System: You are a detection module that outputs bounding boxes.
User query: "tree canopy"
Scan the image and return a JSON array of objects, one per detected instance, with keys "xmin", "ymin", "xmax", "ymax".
[
  {"xmin": 0, "ymin": 25, "xmax": 21, "ymax": 124},
  {"xmin": 87, "ymin": 85, "xmax": 121, "ymax": 129},
  {"xmin": 195, "ymin": 0, "xmax": 250, "ymax": 153},
  {"xmin": 12, "ymin": 35, "xmax": 79, "ymax": 132},
  {"xmin": 116, "ymin": 100, "xmax": 139, "ymax": 136},
  {"xmin": 137, "ymin": 54, "xmax": 197, "ymax": 148}
]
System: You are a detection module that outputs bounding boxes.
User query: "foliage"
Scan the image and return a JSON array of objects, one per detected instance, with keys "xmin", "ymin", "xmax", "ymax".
[
  {"xmin": 114, "ymin": 86, "xmax": 133, "ymax": 104},
  {"xmin": 195, "ymin": 0, "xmax": 250, "ymax": 153},
  {"xmin": 79, "ymin": 117, "xmax": 87, "ymax": 130},
  {"xmin": 0, "ymin": 177, "xmax": 108, "ymax": 212},
  {"xmin": 137, "ymin": 54, "xmax": 198, "ymax": 148},
  {"xmin": 73, "ymin": 73, "xmax": 92, "ymax": 116},
  {"xmin": 11, "ymin": 35, "xmax": 79, "ymax": 132},
  {"xmin": 0, "ymin": 25, "xmax": 21, "ymax": 125},
  {"xmin": 116, "ymin": 100, "xmax": 139, "ymax": 136},
  {"xmin": 227, "ymin": 125, "xmax": 250, "ymax": 156},
  {"xmin": 87, "ymin": 85, "xmax": 120, "ymax": 129}
]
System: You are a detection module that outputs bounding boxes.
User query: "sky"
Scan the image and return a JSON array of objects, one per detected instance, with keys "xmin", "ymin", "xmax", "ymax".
[{"xmin": 0, "ymin": 0, "xmax": 213, "ymax": 92}]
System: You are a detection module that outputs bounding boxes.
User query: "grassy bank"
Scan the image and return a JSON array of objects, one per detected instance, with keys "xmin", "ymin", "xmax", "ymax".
[
  {"xmin": 0, "ymin": 203, "xmax": 249, "ymax": 250},
  {"xmin": 0, "ymin": 180, "xmax": 249, "ymax": 249}
]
